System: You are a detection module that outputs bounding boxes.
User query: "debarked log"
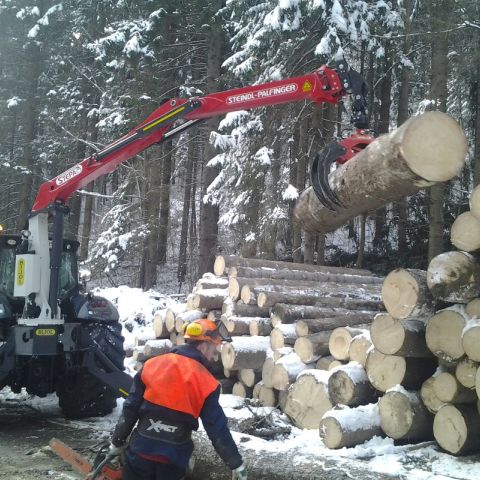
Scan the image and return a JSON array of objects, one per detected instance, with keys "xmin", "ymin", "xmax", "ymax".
[{"xmin": 294, "ymin": 111, "xmax": 467, "ymax": 234}]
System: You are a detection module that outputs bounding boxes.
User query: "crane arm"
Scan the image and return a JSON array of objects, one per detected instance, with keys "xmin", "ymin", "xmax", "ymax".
[{"xmin": 32, "ymin": 61, "xmax": 369, "ymax": 213}]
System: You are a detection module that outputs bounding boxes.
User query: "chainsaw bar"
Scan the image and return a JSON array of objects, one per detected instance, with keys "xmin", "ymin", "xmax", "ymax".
[
  {"xmin": 49, "ymin": 438, "xmax": 93, "ymax": 475},
  {"xmin": 310, "ymin": 142, "xmax": 346, "ymax": 211}
]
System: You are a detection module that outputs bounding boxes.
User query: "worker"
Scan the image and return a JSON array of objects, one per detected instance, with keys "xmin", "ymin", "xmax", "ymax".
[{"xmin": 109, "ymin": 318, "xmax": 247, "ymax": 480}]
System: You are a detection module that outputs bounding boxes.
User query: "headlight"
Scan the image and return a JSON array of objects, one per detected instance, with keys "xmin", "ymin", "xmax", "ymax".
[{"xmin": 0, "ymin": 304, "xmax": 5, "ymax": 316}]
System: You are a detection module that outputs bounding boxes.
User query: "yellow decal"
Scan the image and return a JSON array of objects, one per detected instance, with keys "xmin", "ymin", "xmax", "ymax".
[
  {"xmin": 186, "ymin": 322, "xmax": 203, "ymax": 336},
  {"xmin": 16, "ymin": 258, "xmax": 25, "ymax": 286},
  {"xmin": 36, "ymin": 328, "xmax": 56, "ymax": 336},
  {"xmin": 302, "ymin": 80, "xmax": 313, "ymax": 92}
]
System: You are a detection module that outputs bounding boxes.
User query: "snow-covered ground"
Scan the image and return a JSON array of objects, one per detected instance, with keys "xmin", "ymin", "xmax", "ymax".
[{"xmin": 0, "ymin": 286, "xmax": 479, "ymax": 479}]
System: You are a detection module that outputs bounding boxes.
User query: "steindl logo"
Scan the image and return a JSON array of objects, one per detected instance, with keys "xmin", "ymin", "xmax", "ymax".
[
  {"xmin": 55, "ymin": 165, "xmax": 83, "ymax": 186},
  {"xmin": 226, "ymin": 83, "xmax": 298, "ymax": 104}
]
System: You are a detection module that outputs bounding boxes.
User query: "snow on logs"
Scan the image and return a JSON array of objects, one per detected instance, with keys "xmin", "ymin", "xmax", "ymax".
[{"xmin": 294, "ymin": 111, "xmax": 468, "ymax": 234}]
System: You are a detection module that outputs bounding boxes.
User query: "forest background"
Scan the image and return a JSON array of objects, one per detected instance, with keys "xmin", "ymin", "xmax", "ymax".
[{"xmin": 0, "ymin": 0, "xmax": 479, "ymax": 293}]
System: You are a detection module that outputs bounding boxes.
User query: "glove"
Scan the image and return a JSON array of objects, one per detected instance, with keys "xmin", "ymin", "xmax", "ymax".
[
  {"xmin": 107, "ymin": 442, "xmax": 124, "ymax": 458},
  {"xmin": 232, "ymin": 463, "xmax": 247, "ymax": 480}
]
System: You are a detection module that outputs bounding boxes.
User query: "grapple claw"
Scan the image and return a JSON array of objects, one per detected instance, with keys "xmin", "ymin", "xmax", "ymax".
[{"xmin": 310, "ymin": 142, "xmax": 346, "ymax": 211}]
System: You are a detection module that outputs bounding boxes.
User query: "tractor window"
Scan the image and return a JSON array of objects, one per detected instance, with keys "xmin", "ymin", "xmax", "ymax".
[
  {"xmin": 59, "ymin": 252, "xmax": 78, "ymax": 299},
  {"xmin": 0, "ymin": 248, "xmax": 15, "ymax": 298}
]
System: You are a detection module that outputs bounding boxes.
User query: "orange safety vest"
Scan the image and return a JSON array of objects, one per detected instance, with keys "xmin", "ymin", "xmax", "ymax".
[{"xmin": 141, "ymin": 353, "xmax": 219, "ymax": 418}]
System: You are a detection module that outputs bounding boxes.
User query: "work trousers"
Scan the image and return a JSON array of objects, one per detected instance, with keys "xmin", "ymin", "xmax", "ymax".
[{"xmin": 123, "ymin": 450, "xmax": 186, "ymax": 480}]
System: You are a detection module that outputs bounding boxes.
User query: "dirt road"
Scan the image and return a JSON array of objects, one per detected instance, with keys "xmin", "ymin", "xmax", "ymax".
[{"xmin": 0, "ymin": 390, "xmax": 113, "ymax": 479}]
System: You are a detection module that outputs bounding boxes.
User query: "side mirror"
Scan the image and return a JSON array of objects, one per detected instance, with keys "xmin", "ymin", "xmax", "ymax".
[{"xmin": 79, "ymin": 268, "xmax": 91, "ymax": 291}]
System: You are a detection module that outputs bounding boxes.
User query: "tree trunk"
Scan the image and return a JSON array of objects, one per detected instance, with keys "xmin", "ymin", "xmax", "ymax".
[
  {"xmin": 433, "ymin": 405, "xmax": 480, "ymax": 455},
  {"xmin": 221, "ymin": 336, "xmax": 270, "ymax": 370},
  {"xmin": 271, "ymin": 353, "xmax": 309, "ymax": 391},
  {"xmin": 229, "ymin": 266, "xmax": 382, "ymax": 284},
  {"xmin": 293, "ymin": 332, "xmax": 331, "ymax": 363},
  {"xmin": 365, "ymin": 349, "xmax": 437, "ymax": 392},
  {"xmin": 249, "ymin": 318, "xmax": 272, "ymax": 337},
  {"xmin": 462, "ymin": 318, "xmax": 480, "ymax": 361},
  {"xmin": 270, "ymin": 324, "xmax": 297, "ymax": 349},
  {"xmin": 370, "ymin": 314, "xmax": 432, "ymax": 357},
  {"xmin": 450, "ymin": 211, "xmax": 480, "ymax": 251},
  {"xmin": 433, "ymin": 371, "xmax": 478, "ymax": 404},
  {"xmin": 425, "ymin": 307, "xmax": 467, "ymax": 362},
  {"xmin": 216, "ymin": 255, "xmax": 372, "ymax": 277},
  {"xmin": 455, "ymin": 357, "xmax": 479, "ymax": 389},
  {"xmin": 379, "ymin": 390, "xmax": 433, "ymax": 441},
  {"xmin": 328, "ymin": 363, "xmax": 376, "ymax": 407},
  {"xmin": 143, "ymin": 339, "xmax": 174, "ymax": 357},
  {"xmin": 198, "ymin": 3, "xmax": 223, "ymax": 276},
  {"xmin": 283, "ymin": 369, "xmax": 332, "ymax": 429},
  {"xmin": 192, "ymin": 289, "xmax": 227, "ymax": 310},
  {"xmin": 294, "ymin": 112, "xmax": 467, "ymax": 234},
  {"xmin": 427, "ymin": 0, "xmax": 450, "ymax": 261},
  {"xmin": 381, "ymin": 268, "xmax": 434, "ymax": 319},
  {"xmin": 421, "ymin": 376, "xmax": 446, "ymax": 414},
  {"xmin": 295, "ymin": 313, "xmax": 375, "ymax": 337},
  {"xmin": 328, "ymin": 327, "xmax": 369, "ymax": 361},
  {"xmin": 348, "ymin": 334, "xmax": 372, "ymax": 368},
  {"xmin": 320, "ymin": 404, "xmax": 383, "ymax": 449}
]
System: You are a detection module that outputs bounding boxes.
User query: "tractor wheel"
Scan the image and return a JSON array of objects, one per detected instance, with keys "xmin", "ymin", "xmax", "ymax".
[{"xmin": 57, "ymin": 321, "xmax": 125, "ymax": 419}]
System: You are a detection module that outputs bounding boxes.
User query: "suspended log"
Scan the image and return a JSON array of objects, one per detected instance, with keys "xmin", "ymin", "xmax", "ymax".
[
  {"xmin": 270, "ymin": 324, "xmax": 297, "ymax": 349},
  {"xmin": 294, "ymin": 332, "xmax": 331, "ymax": 363},
  {"xmin": 433, "ymin": 404, "xmax": 480, "ymax": 455},
  {"xmin": 328, "ymin": 327, "xmax": 369, "ymax": 361},
  {"xmin": 370, "ymin": 314, "xmax": 432, "ymax": 357},
  {"xmin": 249, "ymin": 317, "xmax": 272, "ymax": 336},
  {"xmin": 432, "ymin": 371, "xmax": 477, "ymax": 404},
  {"xmin": 455, "ymin": 357, "xmax": 479, "ymax": 389},
  {"xmin": 221, "ymin": 336, "xmax": 271, "ymax": 371},
  {"xmin": 295, "ymin": 312, "xmax": 375, "ymax": 337},
  {"xmin": 294, "ymin": 111, "xmax": 467, "ymax": 234},
  {"xmin": 425, "ymin": 307, "xmax": 467, "ymax": 362},
  {"xmin": 271, "ymin": 303, "xmax": 381, "ymax": 325},
  {"xmin": 378, "ymin": 388, "xmax": 433, "ymax": 441},
  {"xmin": 381, "ymin": 268, "xmax": 434, "ymax": 319},
  {"xmin": 222, "ymin": 300, "xmax": 270, "ymax": 319},
  {"xmin": 271, "ymin": 353, "xmax": 310, "ymax": 391},
  {"xmin": 320, "ymin": 403, "xmax": 383, "ymax": 449},
  {"xmin": 427, "ymin": 251, "xmax": 480, "ymax": 303},
  {"xmin": 229, "ymin": 265, "xmax": 382, "ymax": 284},
  {"xmin": 153, "ymin": 310, "xmax": 170, "ymax": 339},
  {"xmin": 347, "ymin": 334, "xmax": 372, "ymax": 368},
  {"xmin": 252, "ymin": 381, "xmax": 278, "ymax": 407},
  {"xmin": 461, "ymin": 318, "xmax": 480, "ymax": 362},
  {"xmin": 283, "ymin": 370, "xmax": 332, "ymax": 429},
  {"xmin": 451, "ymin": 211, "xmax": 480, "ymax": 252},
  {"xmin": 239, "ymin": 369, "xmax": 262, "ymax": 388},
  {"xmin": 214, "ymin": 255, "xmax": 372, "ymax": 277},
  {"xmin": 192, "ymin": 289, "xmax": 228, "ymax": 310},
  {"xmin": 328, "ymin": 362, "xmax": 376, "ymax": 407},
  {"xmin": 420, "ymin": 377, "xmax": 447, "ymax": 415},
  {"xmin": 365, "ymin": 349, "xmax": 437, "ymax": 392},
  {"xmin": 143, "ymin": 339, "xmax": 173, "ymax": 358}
]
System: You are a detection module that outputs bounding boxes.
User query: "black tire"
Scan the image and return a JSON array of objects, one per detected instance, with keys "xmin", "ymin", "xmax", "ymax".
[{"xmin": 57, "ymin": 321, "xmax": 125, "ymax": 419}]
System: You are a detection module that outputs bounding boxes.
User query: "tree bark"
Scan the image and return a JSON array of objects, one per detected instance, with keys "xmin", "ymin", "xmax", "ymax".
[
  {"xmin": 295, "ymin": 313, "xmax": 375, "ymax": 337},
  {"xmin": 294, "ymin": 112, "xmax": 467, "ymax": 234},
  {"xmin": 294, "ymin": 332, "xmax": 331, "ymax": 363}
]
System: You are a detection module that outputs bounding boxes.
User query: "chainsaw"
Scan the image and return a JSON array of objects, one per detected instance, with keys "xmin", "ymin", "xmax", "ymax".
[{"xmin": 50, "ymin": 438, "xmax": 122, "ymax": 480}]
